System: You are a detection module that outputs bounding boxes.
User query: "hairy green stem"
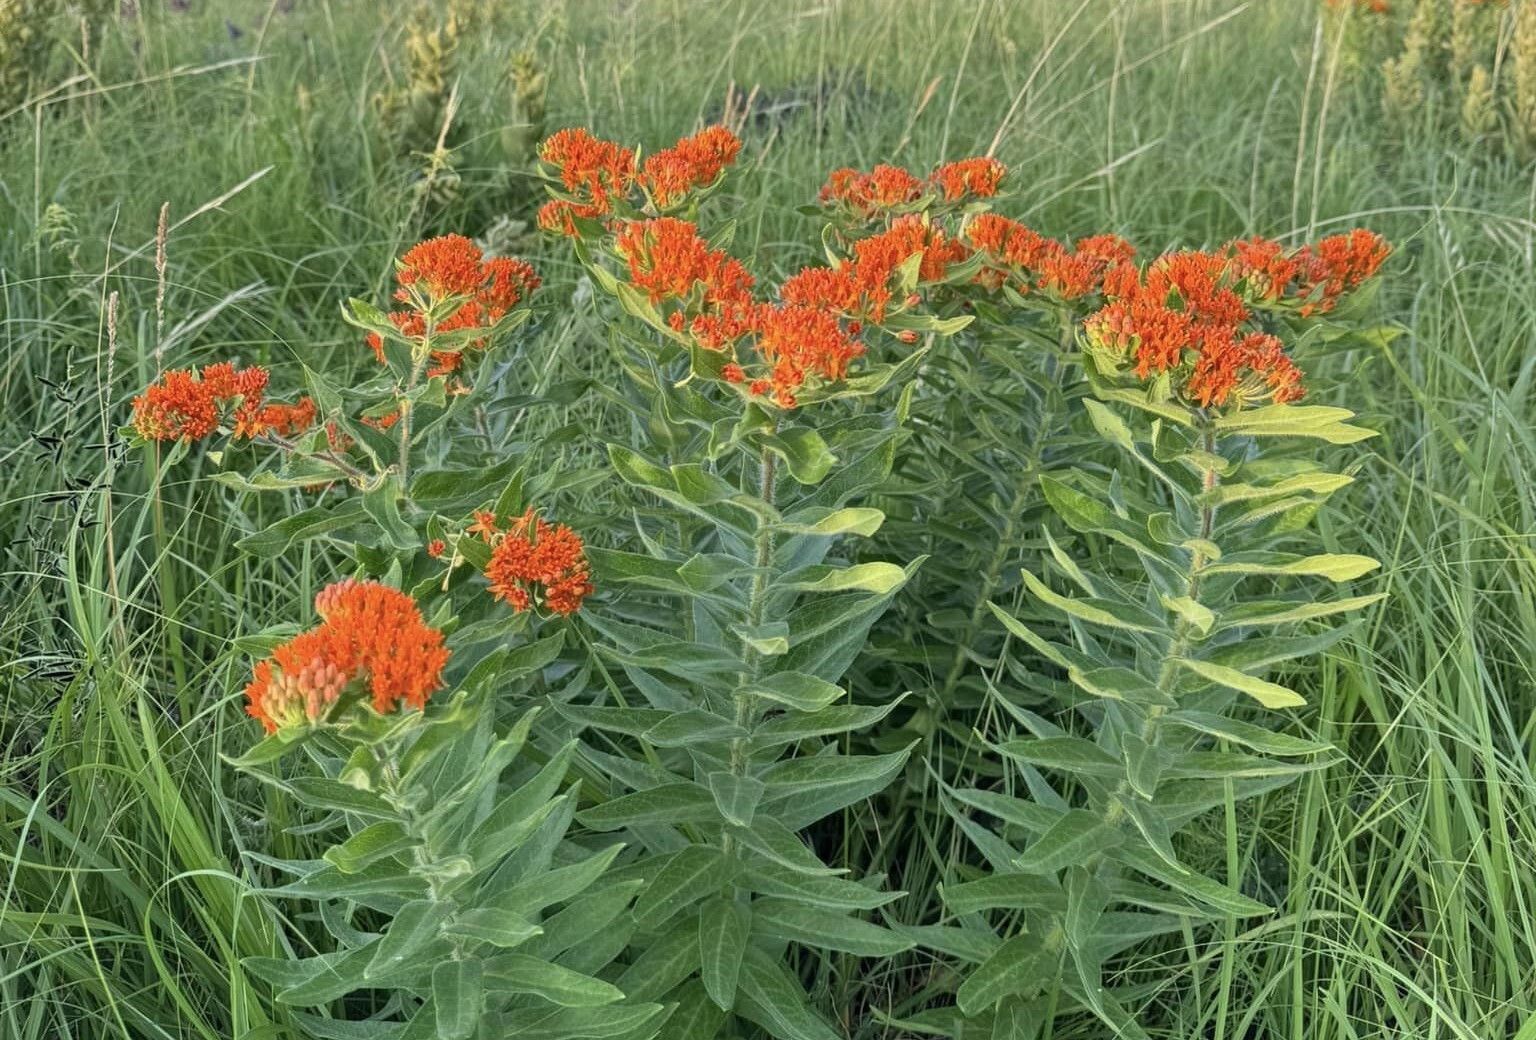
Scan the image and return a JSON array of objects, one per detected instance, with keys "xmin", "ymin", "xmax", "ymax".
[{"xmin": 722, "ymin": 439, "xmax": 779, "ymax": 855}]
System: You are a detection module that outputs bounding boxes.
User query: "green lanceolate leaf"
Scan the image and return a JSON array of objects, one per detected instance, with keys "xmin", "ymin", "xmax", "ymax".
[
  {"xmin": 956, "ymin": 934, "xmax": 1059, "ymax": 1016},
  {"xmin": 1212, "ymin": 404, "xmax": 1376, "ymax": 444},
  {"xmin": 698, "ymin": 898, "xmax": 751, "ymax": 1010},
  {"xmin": 736, "ymin": 672, "xmax": 845, "ymax": 712},
  {"xmin": 1021, "ymin": 570, "xmax": 1166, "ymax": 634},
  {"xmin": 578, "ymin": 784, "xmax": 718, "ymax": 831},
  {"xmin": 708, "ymin": 771, "xmax": 766, "ymax": 828},
  {"xmin": 735, "ymin": 948, "xmax": 842, "ymax": 1040},
  {"xmin": 1201, "ymin": 552, "xmax": 1380, "ymax": 581},
  {"xmin": 1178, "ymin": 657, "xmax": 1306, "ymax": 709},
  {"xmin": 998, "ymin": 736, "xmax": 1123, "ymax": 779},
  {"xmin": 633, "ymin": 845, "xmax": 735, "ymax": 931},
  {"xmin": 1016, "ymin": 810, "xmax": 1121, "ymax": 874},
  {"xmin": 483, "ymin": 954, "xmax": 623, "ymax": 1007},
  {"xmin": 750, "ymin": 899, "xmax": 913, "ymax": 956},
  {"xmin": 366, "ymin": 899, "xmax": 455, "ymax": 980},
  {"xmin": 433, "ymin": 959, "xmax": 483, "ymax": 1040}
]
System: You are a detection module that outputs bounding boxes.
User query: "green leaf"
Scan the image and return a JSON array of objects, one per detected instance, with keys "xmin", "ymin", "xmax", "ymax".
[
  {"xmin": 728, "ymin": 818, "xmax": 844, "ymax": 877},
  {"xmin": 1021, "ymin": 571, "xmax": 1165, "ymax": 634},
  {"xmin": 1016, "ymin": 810, "xmax": 1121, "ymax": 874},
  {"xmin": 433, "ymin": 959, "xmax": 482, "ymax": 1040},
  {"xmin": 442, "ymin": 907, "xmax": 541, "ymax": 948},
  {"xmin": 324, "ymin": 821, "xmax": 412, "ymax": 874},
  {"xmin": 284, "ymin": 778, "xmax": 397, "ymax": 820},
  {"xmin": 489, "ymin": 845, "xmax": 624, "ymax": 919},
  {"xmin": 737, "ymin": 672, "xmax": 845, "ymax": 712},
  {"xmin": 1212, "ymin": 404, "xmax": 1376, "ymax": 444},
  {"xmin": 363, "ymin": 477, "xmax": 420, "ymax": 551},
  {"xmin": 956, "ymin": 935, "xmax": 1056, "ymax": 1016},
  {"xmin": 1082, "ymin": 398, "xmax": 1136, "ymax": 452},
  {"xmin": 1162, "ymin": 711, "xmax": 1332, "ymax": 756},
  {"xmin": 577, "ymin": 784, "xmax": 718, "ymax": 831},
  {"xmin": 758, "ymin": 748, "xmax": 911, "ymax": 830},
  {"xmin": 750, "ymin": 700, "xmax": 904, "ymax": 748},
  {"xmin": 758, "ymin": 427, "xmax": 838, "ymax": 484},
  {"xmin": 644, "ymin": 711, "xmax": 747, "ymax": 748},
  {"xmin": 708, "ymin": 772, "xmax": 766, "ymax": 828},
  {"xmin": 237, "ymin": 499, "xmax": 367, "ymax": 555},
  {"xmin": 1178, "ymin": 658, "xmax": 1306, "ymax": 709},
  {"xmin": 744, "ymin": 866, "xmax": 902, "ymax": 911},
  {"xmin": 665, "ymin": 980, "xmax": 730, "ymax": 1040},
  {"xmin": 752, "ymin": 899, "xmax": 912, "ymax": 956},
  {"xmin": 1216, "ymin": 593, "xmax": 1387, "ymax": 629},
  {"xmin": 772, "ymin": 507, "xmax": 885, "ymax": 538},
  {"xmin": 1202, "ymin": 471, "xmax": 1354, "ymax": 506},
  {"xmin": 775, "ymin": 562, "xmax": 910, "ymax": 595},
  {"xmin": 1161, "ymin": 596, "xmax": 1215, "ymax": 637},
  {"xmin": 366, "ymin": 900, "xmax": 455, "ymax": 980},
  {"xmin": 484, "ymin": 954, "xmax": 623, "ymax": 1007},
  {"xmin": 633, "ymin": 846, "xmax": 733, "ymax": 931},
  {"xmin": 1112, "ymin": 845, "xmax": 1272, "ymax": 917},
  {"xmin": 1202, "ymin": 552, "xmax": 1380, "ymax": 581},
  {"xmin": 998, "ymin": 737, "xmax": 1122, "ymax": 779},
  {"xmin": 736, "ymin": 949, "xmax": 842, "ymax": 1040},
  {"xmin": 698, "ymin": 898, "xmax": 750, "ymax": 1010},
  {"xmin": 1122, "ymin": 734, "xmax": 1166, "ymax": 799},
  {"xmin": 941, "ymin": 875, "xmax": 1065, "ymax": 916}
]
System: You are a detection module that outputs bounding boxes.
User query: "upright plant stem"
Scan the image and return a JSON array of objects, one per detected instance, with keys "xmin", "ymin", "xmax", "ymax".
[{"xmin": 722, "ymin": 439, "xmax": 779, "ymax": 856}]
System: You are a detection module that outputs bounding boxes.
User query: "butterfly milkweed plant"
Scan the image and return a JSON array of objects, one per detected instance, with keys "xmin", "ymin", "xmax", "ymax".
[{"xmin": 130, "ymin": 121, "xmax": 1392, "ymax": 1039}]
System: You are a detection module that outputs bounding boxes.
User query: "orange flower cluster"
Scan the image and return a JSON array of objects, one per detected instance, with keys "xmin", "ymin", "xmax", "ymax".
[
  {"xmin": 931, "ymin": 157, "xmax": 1008, "ymax": 201},
  {"xmin": 480, "ymin": 509, "xmax": 594, "ymax": 615},
  {"xmin": 614, "ymin": 217, "xmax": 755, "ymax": 308},
  {"xmin": 243, "ymin": 580, "xmax": 449, "ymax": 734},
  {"xmin": 538, "ymin": 127, "xmax": 636, "ymax": 214},
  {"xmin": 746, "ymin": 303, "xmax": 866, "ymax": 408},
  {"xmin": 1227, "ymin": 229, "xmax": 1390, "ymax": 315},
  {"xmin": 1086, "ymin": 249, "xmax": 1309, "ymax": 407},
  {"xmin": 819, "ymin": 165, "xmax": 926, "ymax": 214},
  {"xmin": 367, "ymin": 235, "xmax": 540, "ymax": 378},
  {"xmin": 964, "ymin": 215, "xmax": 1136, "ymax": 300},
  {"xmin": 538, "ymin": 125, "xmax": 744, "ymax": 233},
  {"xmin": 641, "ymin": 126, "xmax": 743, "ymax": 206},
  {"xmin": 133, "ymin": 362, "xmax": 318, "ymax": 442},
  {"xmin": 1295, "ymin": 229, "xmax": 1391, "ymax": 314},
  {"xmin": 782, "ymin": 215, "xmax": 967, "ymax": 321},
  {"xmin": 819, "ymin": 156, "xmax": 1008, "ymax": 217}
]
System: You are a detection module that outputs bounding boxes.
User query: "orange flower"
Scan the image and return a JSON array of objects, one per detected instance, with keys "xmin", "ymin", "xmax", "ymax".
[
  {"xmin": 784, "ymin": 216, "xmax": 964, "ymax": 321},
  {"xmin": 1294, "ymin": 229, "xmax": 1390, "ymax": 314},
  {"xmin": 426, "ymin": 539, "xmax": 447, "ymax": 558},
  {"xmin": 484, "ymin": 509, "xmax": 594, "ymax": 615},
  {"xmin": 368, "ymin": 236, "xmax": 540, "ymax": 374},
  {"xmin": 252, "ymin": 396, "xmax": 318, "ymax": 438},
  {"xmin": 818, "ymin": 164, "xmax": 926, "ymax": 215},
  {"xmin": 1085, "ymin": 246, "xmax": 1312, "ymax": 407},
  {"xmin": 466, "ymin": 510, "xmax": 501, "ymax": 542},
  {"xmin": 243, "ymin": 580, "xmax": 449, "ymax": 734},
  {"xmin": 930, "ymin": 157, "xmax": 1007, "ymax": 201},
  {"xmin": 1226, "ymin": 236, "xmax": 1301, "ymax": 300},
  {"xmin": 752, "ymin": 303, "xmax": 866, "ymax": 408},
  {"xmin": 537, "ymin": 198, "xmax": 603, "ymax": 237},
  {"xmin": 613, "ymin": 217, "xmax": 755, "ymax": 308},
  {"xmin": 538, "ymin": 128, "xmax": 637, "ymax": 213},
  {"xmin": 396, "ymin": 235, "xmax": 486, "ymax": 300},
  {"xmin": 132, "ymin": 362, "xmax": 270, "ymax": 441},
  {"xmin": 640, "ymin": 125, "xmax": 743, "ymax": 206},
  {"xmin": 1186, "ymin": 330, "xmax": 1306, "ymax": 407}
]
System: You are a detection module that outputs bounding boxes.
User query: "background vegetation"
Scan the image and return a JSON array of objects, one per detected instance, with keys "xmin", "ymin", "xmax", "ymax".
[{"xmin": 2, "ymin": 1, "xmax": 1534, "ymax": 1037}]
